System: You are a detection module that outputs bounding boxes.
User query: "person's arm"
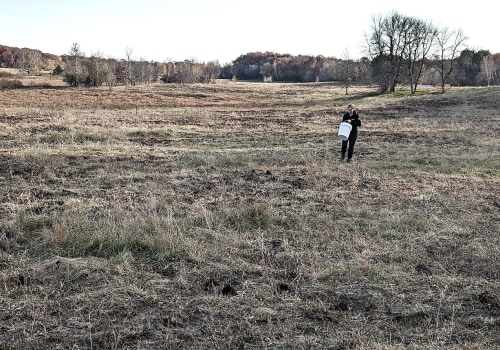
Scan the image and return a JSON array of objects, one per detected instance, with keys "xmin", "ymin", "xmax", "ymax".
[{"xmin": 352, "ymin": 112, "xmax": 361, "ymax": 127}]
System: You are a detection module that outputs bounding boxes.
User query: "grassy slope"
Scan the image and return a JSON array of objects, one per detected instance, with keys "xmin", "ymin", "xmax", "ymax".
[{"xmin": 0, "ymin": 82, "xmax": 499, "ymax": 349}]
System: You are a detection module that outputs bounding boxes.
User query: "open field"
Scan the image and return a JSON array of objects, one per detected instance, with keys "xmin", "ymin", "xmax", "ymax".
[{"xmin": 0, "ymin": 81, "xmax": 499, "ymax": 349}]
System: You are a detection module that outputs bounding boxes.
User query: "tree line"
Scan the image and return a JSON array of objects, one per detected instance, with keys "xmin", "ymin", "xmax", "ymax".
[
  {"xmin": 1, "ymin": 12, "xmax": 498, "ymax": 93},
  {"xmin": 228, "ymin": 12, "xmax": 499, "ymax": 93},
  {"xmin": 0, "ymin": 44, "xmax": 221, "ymax": 87}
]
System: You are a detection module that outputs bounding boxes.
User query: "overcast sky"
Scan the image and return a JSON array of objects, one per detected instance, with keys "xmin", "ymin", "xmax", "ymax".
[{"xmin": 1, "ymin": 0, "xmax": 496, "ymax": 63}]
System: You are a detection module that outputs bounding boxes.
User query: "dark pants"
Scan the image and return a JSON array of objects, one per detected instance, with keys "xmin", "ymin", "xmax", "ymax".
[{"xmin": 341, "ymin": 132, "xmax": 357, "ymax": 159}]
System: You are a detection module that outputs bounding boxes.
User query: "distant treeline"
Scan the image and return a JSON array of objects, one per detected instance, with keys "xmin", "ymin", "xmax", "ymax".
[
  {"xmin": 226, "ymin": 49, "xmax": 499, "ymax": 88},
  {"xmin": 1, "ymin": 36, "xmax": 499, "ymax": 94}
]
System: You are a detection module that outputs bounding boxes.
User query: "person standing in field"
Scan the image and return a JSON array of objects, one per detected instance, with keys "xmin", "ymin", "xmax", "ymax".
[{"xmin": 340, "ymin": 104, "xmax": 361, "ymax": 162}]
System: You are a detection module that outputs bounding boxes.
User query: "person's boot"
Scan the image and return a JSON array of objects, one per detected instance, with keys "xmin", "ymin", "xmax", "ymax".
[{"xmin": 339, "ymin": 154, "xmax": 345, "ymax": 161}]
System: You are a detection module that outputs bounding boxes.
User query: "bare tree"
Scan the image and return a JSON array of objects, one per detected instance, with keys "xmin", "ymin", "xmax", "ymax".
[
  {"xmin": 203, "ymin": 60, "xmax": 220, "ymax": 83},
  {"xmin": 436, "ymin": 28, "xmax": 467, "ymax": 92},
  {"xmin": 69, "ymin": 43, "xmax": 83, "ymax": 73},
  {"xmin": 367, "ymin": 11, "xmax": 450, "ymax": 94},
  {"xmin": 404, "ymin": 18, "xmax": 438, "ymax": 94},
  {"xmin": 124, "ymin": 46, "xmax": 134, "ymax": 85},
  {"xmin": 492, "ymin": 53, "xmax": 500, "ymax": 85},
  {"xmin": 177, "ymin": 60, "xmax": 194, "ymax": 83},
  {"xmin": 135, "ymin": 57, "xmax": 148, "ymax": 84},
  {"xmin": 366, "ymin": 11, "xmax": 410, "ymax": 93},
  {"xmin": 341, "ymin": 48, "xmax": 353, "ymax": 95},
  {"xmin": 64, "ymin": 43, "xmax": 84, "ymax": 86},
  {"xmin": 481, "ymin": 55, "xmax": 495, "ymax": 86},
  {"xmin": 103, "ymin": 58, "xmax": 117, "ymax": 90},
  {"xmin": 26, "ymin": 49, "xmax": 42, "ymax": 75}
]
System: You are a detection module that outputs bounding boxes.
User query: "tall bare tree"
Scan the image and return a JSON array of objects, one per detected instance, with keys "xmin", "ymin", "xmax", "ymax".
[
  {"xmin": 479, "ymin": 54, "xmax": 494, "ymax": 86},
  {"xmin": 436, "ymin": 28, "xmax": 467, "ymax": 92},
  {"xmin": 366, "ymin": 11, "xmax": 410, "ymax": 93},
  {"xmin": 124, "ymin": 46, "xmax": 134, "ymax": 85},
  {"xmin": 366, "ymin": 11, "xmax": 445, "ymax": 94},
  {"xmin": 341, "ymin": 48, "xmax": 353, "ymax": 95},
  {"xmin": 404, "ymin": 18, "xmax": 438, "ymax": 94}
]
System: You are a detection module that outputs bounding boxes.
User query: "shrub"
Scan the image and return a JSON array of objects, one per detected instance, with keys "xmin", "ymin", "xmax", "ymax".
[
  {"xmin": 53, "ymin": 64, "xmax": 63, "ymax": 76},
  {"xmin": 0, "ymin": 78, "xmax": 22, "ymax": 89}
]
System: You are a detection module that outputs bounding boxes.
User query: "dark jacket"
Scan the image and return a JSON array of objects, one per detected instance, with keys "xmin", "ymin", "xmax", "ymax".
[{"xmin": 342, "ymin": 112, "xmax": 361, "ymax": 134}]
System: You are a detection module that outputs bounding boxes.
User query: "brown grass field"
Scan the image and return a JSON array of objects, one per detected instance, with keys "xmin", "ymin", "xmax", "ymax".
[{"xmin": 0, "ymin": 79, "xmax": 499, "ymax": 349}]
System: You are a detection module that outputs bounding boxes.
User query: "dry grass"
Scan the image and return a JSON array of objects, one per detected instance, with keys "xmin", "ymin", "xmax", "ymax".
[{"xmin": 0, "ymin": 81, "xmax": 499, "ymax": 349}]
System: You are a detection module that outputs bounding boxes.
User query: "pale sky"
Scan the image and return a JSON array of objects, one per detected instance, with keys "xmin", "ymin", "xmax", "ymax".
[{"xmin": 1, "ymin": 0, "xmax": 497, "ymax": 64}]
